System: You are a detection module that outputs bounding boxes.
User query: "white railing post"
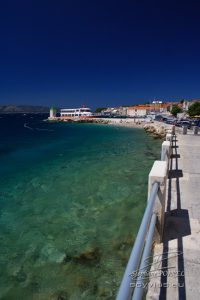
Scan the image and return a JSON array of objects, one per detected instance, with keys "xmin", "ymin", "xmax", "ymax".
[
  {"xmin": 183, "ymin": 125, "xmax": 187, "ymax": 135},
  {"xmin": 148, "ymin": 161, "xmax": 168, "ymax": 242},
  {"xmin": 161, "ymin": 141, "xmax": 171, "ymax": 159},
  {"xmin": 161, "ymin": 141, "xmax": 171, "ymax": 169},
  {"xmin": 166, "ymin": 133, "xmax": 172, "ymax": 144},
  {"xmin": 194, "ymin": 126, "xmax": 199, "ymax": 135},
  {"xmin": 172, "ymin": 125, "xmax": 175, "ymax": 135}
]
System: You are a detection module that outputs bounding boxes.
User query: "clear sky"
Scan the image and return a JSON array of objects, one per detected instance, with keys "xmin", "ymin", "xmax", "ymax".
[{"xmin": 0, "ymin": 0, "xmax": 200, "ymax": 109}]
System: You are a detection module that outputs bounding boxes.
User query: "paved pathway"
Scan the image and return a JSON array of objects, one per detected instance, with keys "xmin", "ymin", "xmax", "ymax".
[{"xmin": 147, "ymin": 132, "xmax": 200, "ymax": 300}]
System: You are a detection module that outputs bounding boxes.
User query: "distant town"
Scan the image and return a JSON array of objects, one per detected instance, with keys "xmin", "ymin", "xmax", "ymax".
[
  {"xmin": 47, "ymin": 99, "xmax": 200, "ymax": 121},
  {"xmin": 93, "ymin": 99, "xmax": 200, "ymax": 119}
]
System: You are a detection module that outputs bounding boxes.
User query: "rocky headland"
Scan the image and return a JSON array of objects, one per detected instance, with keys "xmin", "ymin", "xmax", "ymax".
[{"xmin": 143, "ymin": 123, "xmax": 170, "ymax": 139}]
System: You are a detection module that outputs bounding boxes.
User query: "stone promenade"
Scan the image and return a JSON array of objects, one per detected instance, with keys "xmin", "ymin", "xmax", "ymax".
[{"xmin": 147, "ymin": 131, "xmax": 200, "ymax": 300}]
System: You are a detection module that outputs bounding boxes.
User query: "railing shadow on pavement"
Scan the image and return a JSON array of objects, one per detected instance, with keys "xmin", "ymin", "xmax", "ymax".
[{"xmin": 159, "ymin": 136, "xmax": 191, "ymax": 300}]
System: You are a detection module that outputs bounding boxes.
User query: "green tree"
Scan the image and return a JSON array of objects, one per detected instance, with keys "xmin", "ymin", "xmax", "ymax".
[
  {"xmin": 188, "ymin": 102, "xmax": 200, "ymax": 117},
  {"xmin": 171, "ymin": 105, "xmax": 182, "ymax": 116},
  {"xmin": 167, "ymin": 106, "xmax": 171, "ymax": 112},
  {"xmin": 95, "ymin": 107, "xmax": 107, "ymax": 113}
]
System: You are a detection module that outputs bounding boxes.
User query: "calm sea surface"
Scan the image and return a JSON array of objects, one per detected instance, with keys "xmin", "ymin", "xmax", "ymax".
[{"xmin": 0, "ymin": 114, "xmax": 161, "ymax": 300}]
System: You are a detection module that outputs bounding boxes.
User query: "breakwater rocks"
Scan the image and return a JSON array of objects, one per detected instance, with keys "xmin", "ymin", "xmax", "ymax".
[{"xmin": 143, "ymin": 123, "xmax": 167, "ymax": 139}]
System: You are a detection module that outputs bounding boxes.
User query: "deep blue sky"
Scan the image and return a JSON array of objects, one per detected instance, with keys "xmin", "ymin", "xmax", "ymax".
[{"xmin": 0, "ymin": 0, "xmax": 200, "ymax": 109}]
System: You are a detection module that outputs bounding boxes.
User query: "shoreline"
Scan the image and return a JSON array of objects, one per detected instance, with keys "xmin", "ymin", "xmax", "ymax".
[
  {"xmin": 48, "ymin": 117, "xmax": 172, "ymax": 139},
  {"xmin": 84, "ymin": 117, "xmax": 145, "ymax": 128},
  {"xmin": 87, "ymin": 118, "xmax": 173, "ymax": 139}
]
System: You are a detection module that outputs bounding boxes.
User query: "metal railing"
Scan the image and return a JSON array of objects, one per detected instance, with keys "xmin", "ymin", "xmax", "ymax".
[
  {"xmin": 132, "ymin": 213, "xmax": 157, "ymax": 300},
  {"xmin": 116, "ymin": 182, "xmax": 159, "ymax": 300},
  {"xmin": 116, "ymin": 129, "xmax": 173, "ymax": 300}
]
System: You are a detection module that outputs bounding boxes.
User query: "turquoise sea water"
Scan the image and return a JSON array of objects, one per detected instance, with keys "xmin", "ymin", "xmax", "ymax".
[{"xmin": 0, "ymin": 115, "xmax": 161, "ymax": 300}]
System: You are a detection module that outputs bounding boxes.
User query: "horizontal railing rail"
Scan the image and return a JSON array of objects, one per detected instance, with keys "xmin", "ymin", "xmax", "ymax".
[{"xmin": 132, "ymin": 213, "xmax": 157, "ymax": 300}]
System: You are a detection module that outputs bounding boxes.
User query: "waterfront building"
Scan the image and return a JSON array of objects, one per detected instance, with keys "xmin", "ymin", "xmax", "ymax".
[
  {"xmin": 158, "ymin": 103, "xmax": 169, "ymax": 113},
  {"xmin": 127, "ymin": 105, "xmax": 150, "ymax": 117},
  {"xmin": 150, "ymin": 101, "xmax": 169, "ymax": 113},
  {"xmin": 60, "ymin": 107, "xmax": 93, "ymax": 118},
  {"xmin": 100, "ymin": 108, "xmax": 115, "ymax": 116},
  {"xmin": 117, "ymin": 106, "xmax": 128, "ymax": 116}
]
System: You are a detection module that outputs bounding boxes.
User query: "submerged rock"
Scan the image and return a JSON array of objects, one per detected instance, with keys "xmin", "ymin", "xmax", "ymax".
[
  {"xmin": 98, "ymin": 286, "xmax": 113, "ymax": 298},
  {"xmin": 111, "ymin": 234, "xmax": 135, "ymax": 267},
  {"xmin": 63, "ymin": 254, "xmax": 72, "ymax": 263},
  {"xmin": 111, "ymin": 234, "xmax": 134, "ymax": 251},
  {"xmin": 50, "ymin": 290, "xmax": 68, "ymax": 300},
  {"xmin": 39, "ymin": 244, "xmax": 66, "ymax": 264},
  {"xmin": 12, "ymin": 268, "xmax": 27, "ymax": 283},
  {"xmin": 74, "ymin": 246, "xmax": 101, "ymax": 264},
  {"xmin": 29, "ymin": 280, "xmax": 40, "ymax": 292},
  {"xmin": 64, "ymin": 245, "xmax": 102, "ymax": 266},
  {"xmin": 76, "ymin": 276, "xmax": 90, "ymax": 289}
]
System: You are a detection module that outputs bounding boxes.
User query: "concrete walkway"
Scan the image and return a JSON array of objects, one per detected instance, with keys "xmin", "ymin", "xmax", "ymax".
[{"xmin": 147, "ymin": 132, "xmax": 200, "ymax": 300}]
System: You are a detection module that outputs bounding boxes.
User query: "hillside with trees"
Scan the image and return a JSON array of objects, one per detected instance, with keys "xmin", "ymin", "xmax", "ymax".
[
  {"xmin": 0, "ymin": 105, "xmax": 50, "ymax": 113},
  {"xmin": 188, "ymin": 102, "xmax": 200, "ymax": 117}
]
